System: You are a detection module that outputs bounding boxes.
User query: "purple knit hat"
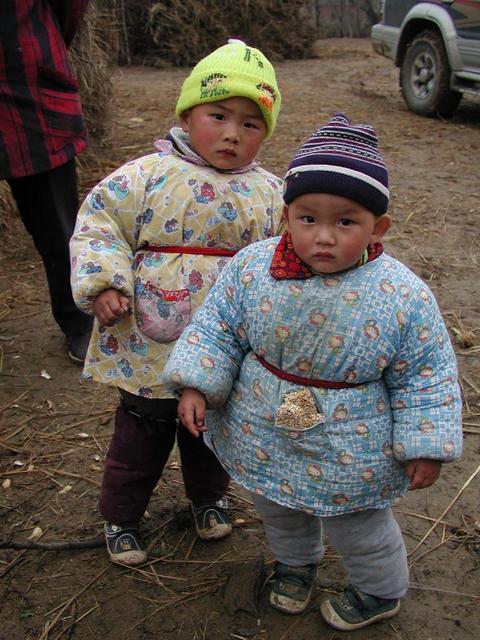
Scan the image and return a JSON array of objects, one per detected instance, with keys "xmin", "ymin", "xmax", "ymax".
[{"xmin": 283, "ymin": 113, "xmax": 389, "ymax": 215}]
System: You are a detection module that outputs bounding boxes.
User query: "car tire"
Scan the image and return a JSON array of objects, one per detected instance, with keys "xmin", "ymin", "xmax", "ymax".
[{"xmin": 401, "ymin": 29, "xmax": 461, "ymax": 118}]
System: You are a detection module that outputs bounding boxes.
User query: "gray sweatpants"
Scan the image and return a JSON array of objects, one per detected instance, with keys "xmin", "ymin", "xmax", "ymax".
[{"xmin": 251, "ymin": 493, "xmax": 409, "ymax": 600}]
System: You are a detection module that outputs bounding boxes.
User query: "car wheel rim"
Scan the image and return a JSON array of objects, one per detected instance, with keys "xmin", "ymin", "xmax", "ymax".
[{"xmin": 410, "ymin": 51, "xmax": 436, "ymax": 99}]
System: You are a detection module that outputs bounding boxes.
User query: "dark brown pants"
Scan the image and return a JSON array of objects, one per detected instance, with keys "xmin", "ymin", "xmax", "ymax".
[{"xmin": 99, "ymin": 390, "xmax": 230, "ymax": 525}]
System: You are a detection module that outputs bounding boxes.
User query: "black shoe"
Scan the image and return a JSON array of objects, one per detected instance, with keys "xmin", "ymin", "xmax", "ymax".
[
  {"xmin": 67, "ymin": 331, "xmax": 91, "ymax": 365},
  {"xmin": 104, "ymin": 522, "xmax": 147, "ymax": 566},
  {"xmin": 320, "ymin": 584, "xmax": 400, "ymax": 630},
  {"xmin": 191, "ymin": 497, "xmax": 232, "ymax": 540},
  {"xmin": 270, "ymin": 562, "xmax": 317, "ymax": 614}
]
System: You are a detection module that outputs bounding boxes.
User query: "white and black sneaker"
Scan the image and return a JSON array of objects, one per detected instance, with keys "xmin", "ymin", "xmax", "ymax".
[
  {"xmin": 104, "ymin": 522, "xmax": 147, "ymax": 566},
  {"xmin": 191, "ymin": 497, "xmax": 232, "ymax": 540}
]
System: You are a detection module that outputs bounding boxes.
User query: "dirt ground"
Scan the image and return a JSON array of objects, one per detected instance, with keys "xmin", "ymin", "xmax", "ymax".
[{"xmin": 1, "ymin": 39, "xmax": 479, "ymax": 640}]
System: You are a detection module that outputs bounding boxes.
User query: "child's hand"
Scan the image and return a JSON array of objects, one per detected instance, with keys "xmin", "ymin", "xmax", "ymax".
[
  {"xmin": 93, "ymin": 288, "xmax": 130, "ymax": 326},
  {"xmin": 405, "ymin": 458, "xmax": 442, "ymax": 490},
  {"xmin": 178, "ymin": 388, "xmax": 207, "ymax": 438}
]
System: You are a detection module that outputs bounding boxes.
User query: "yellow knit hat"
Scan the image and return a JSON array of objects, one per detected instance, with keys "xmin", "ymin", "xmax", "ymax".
[{"xmin": 175, "ymin": 39, "xmax": 281, "ymax": 139}]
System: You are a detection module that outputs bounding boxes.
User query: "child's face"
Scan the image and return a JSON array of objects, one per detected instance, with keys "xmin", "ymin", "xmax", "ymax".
[
  {"xmin": 180, "ymin": 97, "xmax": 267, "ymax": 170},
  {"xmin": 284, "ymin": 193, "xmax": 391, "ymax": 274}
]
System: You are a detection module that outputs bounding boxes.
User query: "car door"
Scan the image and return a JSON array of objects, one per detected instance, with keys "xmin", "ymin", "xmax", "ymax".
[{"xmin": 444, "ymin": 0, "xmax": 480, "ymax": 70}]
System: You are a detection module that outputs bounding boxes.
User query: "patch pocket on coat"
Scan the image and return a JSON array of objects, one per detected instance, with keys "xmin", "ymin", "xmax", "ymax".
[
  {"xmin": 37, "ymin": 66, "xmax": 85, "ymax": 152},
  {"xmin": 275, "ymin": 420, "xmax": 330, "ymax": 457},
  {"xmin": 136, "ymin": 282, "xmax": 191, "ymax": 343},
  {"xmin": 274, "ymin": 388, "xmax": 328, "ymax": 456},
  {"xmin": 274, "ymin": 388, "xmax": 325, "ymax": 431}
]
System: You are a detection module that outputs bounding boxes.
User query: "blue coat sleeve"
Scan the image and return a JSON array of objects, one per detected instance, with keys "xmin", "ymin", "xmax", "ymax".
[
  {"xmin": 162, "ymin": 253, "xmax": 251, "ymax": 407},
  {"xmin": 384, "ymin": 287, "xmax": 462, "ymax": 463}
]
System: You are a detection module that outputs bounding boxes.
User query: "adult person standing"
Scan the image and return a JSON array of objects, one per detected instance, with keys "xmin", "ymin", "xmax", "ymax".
[{"xmin": 0, "ymin": 0, "xmax": 93, "ymax": 363}]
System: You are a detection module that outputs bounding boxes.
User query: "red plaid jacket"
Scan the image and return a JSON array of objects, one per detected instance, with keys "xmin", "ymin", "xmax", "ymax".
[{"xmin": 0, "ymin": 1, "xmax": 89, "ymax": 179}]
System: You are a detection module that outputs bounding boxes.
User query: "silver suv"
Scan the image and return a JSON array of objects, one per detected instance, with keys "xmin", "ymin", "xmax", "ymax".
[{"xmin": 372, "ymin": 1, "xmax": 480, "ymax": 117}]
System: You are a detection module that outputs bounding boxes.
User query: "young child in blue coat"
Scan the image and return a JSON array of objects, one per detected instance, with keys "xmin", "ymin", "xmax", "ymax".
[{"xmin": 162, "ymin": 114, "xmax": 462, "ymax": 631}]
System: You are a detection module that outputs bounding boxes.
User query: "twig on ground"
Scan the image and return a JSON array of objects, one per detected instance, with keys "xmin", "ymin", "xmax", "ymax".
[
  {"xmin": 45, "ymin": 411, "xmax": 115, "ymax": 437},
  {"xmin": 408, "ymin": 533, "xmax": 458, "ymax": 567},
  {"xmin": 39, "ymin": 468, "xmax": 101, "ymax": 487},
  {"xmin": 41, "ymin": 564, "xmax": 111, "ymax": 639},
  {"xmin": 2, "ymin": 415, "xmax": 34, "ymax": 441},
  {"xmin": 199, "ymin": 550, "xmax": 232, "ymax": 573},
  {"xmin": 0, "ymin": 537, "xmax": 104, "ymax": 550},
  {"xmin": 0, "ymin": 388, "xmax": 30, "ymax": 413},
  {"xmin": 458, "ymin": 377, "xmax": 471, "ymax": 413},
  {"xmin": 0, "ymin": 512, "xmax": 62, "ymax": 576},
  {"xmin": 461, "ymin": 374, "xmax": 480, "ymax": 395},
  {"xmin": 463, "ymin": 427, "xmax": 480, "ymax": 434},
  {"xmin": 409, "ymin": 582, "xmax": 480, "ymax": 601},
  {"xmin": 53, "ymin": 602, "xmax": 100, "ymax": 640},
  {"xmin": 278, "ymin": 610, "xmax": 308, "ymax": 640},
  {"xmin": 126, "ymin": 582, "xmax": 223, "ymax": 634},
  {"xmin": 409, "ymin": 463, "xmax": 480, "ymax": 559},
  {"xmin": 397, "ymin": 509, "xmax": 461, "ymax": 530}
]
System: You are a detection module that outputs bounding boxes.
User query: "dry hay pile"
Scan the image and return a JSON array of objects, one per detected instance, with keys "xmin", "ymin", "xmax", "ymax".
[
  {"xmin": 0, "ymin": 2, "xmax": 117, "ymax": 231},
  {"xmin": 120, "ymin": 0, "xmax": 317, "ymax": 66},
  {"xmin": 0, "ymin": 187, "xmax": 16, "ymax": 234},
  {"xmin": 70, "ymin": 2, "xmax": 118, "ymax": 183}
]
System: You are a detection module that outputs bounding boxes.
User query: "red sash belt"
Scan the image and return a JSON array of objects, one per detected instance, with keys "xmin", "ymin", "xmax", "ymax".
[
  {"xmin": 143, "ymin": 243, "xmax": 237, "ymax": 257},
  {"xmin": 255, "ymin": 354, "xmax": 361, "ymax": 389}
]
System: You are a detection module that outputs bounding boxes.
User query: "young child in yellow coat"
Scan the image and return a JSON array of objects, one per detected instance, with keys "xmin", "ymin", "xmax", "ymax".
[{"xmin": 70, "ymin": 39, "xmax": 284, "ymax": 564}]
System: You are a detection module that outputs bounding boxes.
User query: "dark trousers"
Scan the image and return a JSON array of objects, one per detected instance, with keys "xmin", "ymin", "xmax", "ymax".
[
  {"xmin": 7, "ymin": 159, "xmax": 92, "ymax": 337},
  {"xmin": 99, "ymin": 390, "xmax": 230, "ymax": 525}
]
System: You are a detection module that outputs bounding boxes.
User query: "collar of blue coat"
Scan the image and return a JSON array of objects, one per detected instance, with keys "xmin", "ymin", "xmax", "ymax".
[
  {"xmin": 269, "ymin": 232, "xmax": 384, "ymax": 280},
  {"xmin": 152, "ymin": 127, "xmax": 259, "ymax": 174}
]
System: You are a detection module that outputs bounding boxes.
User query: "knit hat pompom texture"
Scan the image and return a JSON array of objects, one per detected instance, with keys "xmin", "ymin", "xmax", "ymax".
[
  {"xmin": 283, "ymin": 113, "xmax": 389, "ymax": 215},
  {"xmin": 175, "ymin": 39, "xmax": 281, "ymax": 139}
]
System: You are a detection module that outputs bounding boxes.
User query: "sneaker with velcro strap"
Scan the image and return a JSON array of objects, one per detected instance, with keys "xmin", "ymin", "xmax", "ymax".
[
  {"xmin": 269, "ymin": 562, "xmax": 317, "ymax": 614},
  {"xmin": 191, "ymin": 497, "xmax": 232, "ymax": 540},
  {"xmin": 104, "ymin": 521, "xmax": 147, "ymax": 566},
  {"xmin": 320, "ymin": 584, "xmax": 401, "ymax": 630}
]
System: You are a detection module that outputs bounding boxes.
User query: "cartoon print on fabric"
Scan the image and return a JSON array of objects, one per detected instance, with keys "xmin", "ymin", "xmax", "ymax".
[
  {"xmin": 89, "ymin": 239, "xmax": 117, "ymax": 254},
  {"xmin": 90, "ymin": 192, "xmax": 105, "ymax": 210},
  {"xmin": 218, "ymin": 202, "xmax": 238, "ymax": 221},
  {"xmin": 145, "ymin": 175, "xmax": 167, "ymax": 193},
  {"xmin": 143, "ymin": 208, "xmax": 154, "ymax": 224},
  {"xmin": 200, "ymin": 73, "xmax": 229, "ymax": 99},
  {"xmin": 99, "ymin": 331, "xmax": 119, "ymax": 356},
  {"xmin": 108, "ymin": 175, "xmax": 129, "ymax": 200},
  {"xmin": 129, "ymin": 333, "xmax": 149, "ymax": 356},
  {"xmin": 79, "ymin": 261, "xmax": 101, "ymax": 275},
  {"xmin": 188, "ymin": 271, "xmax": 204, "ymax": 293},
  {"xmin": 256, "ymin": 82, "xmax": 277, "ymax": 111},
  {"xmin": 229, "ymin": 178, "xmax": 253, "ymax": 197},
  {"xmin": 118, "ymin": 358, "xmax": 133, "ymax": 378},
  {"xmin": 183, "ymin": 228, "xmax": 194, "ymax": 242},
  {"xmin": 193, "ymin": 182, "xmax": 215, "ymax": 204},
  {"xmin": 165, "ymin": 218, "xmax": 179, "ymax": 233},
  {"xmin": 328, "ymin": 336, "xmax": 344, "ymax": 355}
]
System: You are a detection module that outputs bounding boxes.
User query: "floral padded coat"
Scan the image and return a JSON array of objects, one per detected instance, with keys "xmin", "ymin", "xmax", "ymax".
[
  {"xmin": 163, "ymin": 239, "xmax": 462, "ymax": 516},
  {"xmin": 70, "ymin": 138, "xmax": 284, "ymax": 398}
]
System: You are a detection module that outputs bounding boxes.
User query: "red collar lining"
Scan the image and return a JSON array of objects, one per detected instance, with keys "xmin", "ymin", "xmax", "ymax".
[{"xmin": 269, "ymin": 232, "xmax": 383, "ymax": 280}]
